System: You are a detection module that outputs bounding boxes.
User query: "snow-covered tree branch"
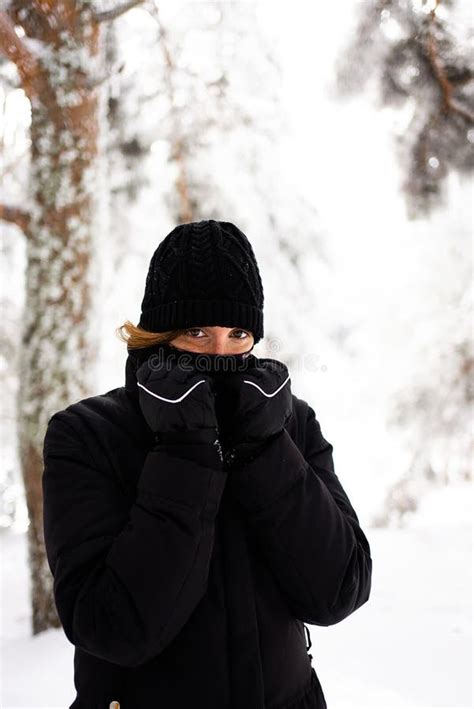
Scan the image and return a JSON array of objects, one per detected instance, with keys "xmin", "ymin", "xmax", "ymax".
[
  {"xmin": 0, "ymin": 203, "xmax": 31, "ymax": 234},
  {"xmin": 93, "ymin": 0, "xmax": 145, "ymax": 24},
  {"xmin": 334, "ymin": 0, "xmax": 474, "ymax": 218}
]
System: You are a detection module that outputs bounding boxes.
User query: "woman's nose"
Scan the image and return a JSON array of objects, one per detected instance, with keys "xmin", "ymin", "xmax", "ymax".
[{"xmin": 207, "ymin": 340, "xmax": 230, "ymax": 355}]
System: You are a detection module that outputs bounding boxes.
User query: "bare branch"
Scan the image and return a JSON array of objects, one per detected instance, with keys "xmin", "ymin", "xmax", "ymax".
[
  {"xmin": 426, "ymin": 2, "xmax": 474, "ymax": 123},
  {"xmin": 0, "ymin": 203, "xmax": 31, "ymax": 234},
  {"xmin": 93, "ymin": 0, "xmax": 145, "ymax": 23}
]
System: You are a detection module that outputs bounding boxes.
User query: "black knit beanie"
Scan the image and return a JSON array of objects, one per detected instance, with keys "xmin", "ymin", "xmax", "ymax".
[{"xmin": 138, "ymin": 220, "xmax": 264, "ymax": 343}]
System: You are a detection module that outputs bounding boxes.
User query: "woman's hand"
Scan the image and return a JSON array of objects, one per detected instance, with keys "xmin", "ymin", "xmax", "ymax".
[
  {"xmin": 213, "ymin": 358, "xmax": 294, "ymax": 469},
  {"xmin": 136, "ymin": 356, "xmax": 223, "ymax": 468},
  {"xmin": 136, "ymin": 356, "xmax": 218, "ymax": 435}
]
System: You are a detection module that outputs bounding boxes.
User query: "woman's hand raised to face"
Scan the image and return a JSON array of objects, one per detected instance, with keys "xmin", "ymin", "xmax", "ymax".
[
  {"xmin": 135, "ymin": 353, "xmax": 219, "ymax": 441},
  {"xmin": 135, "ymin": 346, "xmax": 293, "ymax": 470},
  {"xmin": 213, "ymin": 358, "xmax": 294, "ymax": 469}
]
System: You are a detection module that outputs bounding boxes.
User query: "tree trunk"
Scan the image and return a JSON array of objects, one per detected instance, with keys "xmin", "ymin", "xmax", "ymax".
[{"xmin": 2, "ymin": 3, "xmax": 102, "ymax": 634}]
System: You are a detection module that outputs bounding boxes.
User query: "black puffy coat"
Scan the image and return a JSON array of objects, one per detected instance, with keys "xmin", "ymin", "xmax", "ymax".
[{"xmin": 42, "ymin": 349, "xmax": 373, "ymax": 709}]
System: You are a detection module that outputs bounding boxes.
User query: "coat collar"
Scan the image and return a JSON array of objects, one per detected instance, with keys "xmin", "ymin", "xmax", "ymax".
[
  {"xmin": 124, "ymin": 344, "xmax": 164, "ymax": 402},
  {"xmin": 124, "ymin": 352, "xmax": 140, "ymax": 400}
]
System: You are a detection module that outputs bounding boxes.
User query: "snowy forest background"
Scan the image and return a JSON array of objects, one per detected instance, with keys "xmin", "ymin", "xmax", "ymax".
[{"xmin": 0, "ymin": 0, "xmax": 472, "ymax": 707}]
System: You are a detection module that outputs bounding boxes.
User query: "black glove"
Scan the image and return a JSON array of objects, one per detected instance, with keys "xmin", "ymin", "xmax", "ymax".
[
  {"xmin": 136, "ymin": 353, "xmax": 223, "ymax": 469},
  {"xmin": 212, "ymin": 358, "xmax": 294, "ymax": 470}
]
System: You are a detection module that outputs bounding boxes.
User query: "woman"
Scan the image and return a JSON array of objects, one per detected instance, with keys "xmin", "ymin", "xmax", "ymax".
[{"xmin": 42, "ymin": 219, "xmax": 372, "ymax": 709}]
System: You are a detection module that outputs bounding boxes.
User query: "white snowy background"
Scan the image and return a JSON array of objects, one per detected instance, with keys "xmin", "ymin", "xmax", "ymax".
[{"xmin": 0, "ymin": 1, "xmax": 472, "ymax": 708}]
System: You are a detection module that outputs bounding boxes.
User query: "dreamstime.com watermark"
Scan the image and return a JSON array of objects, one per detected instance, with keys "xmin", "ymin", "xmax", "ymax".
[{"xmin": 143, "ymin": 337, "xmax": 328, "ymax": 374}]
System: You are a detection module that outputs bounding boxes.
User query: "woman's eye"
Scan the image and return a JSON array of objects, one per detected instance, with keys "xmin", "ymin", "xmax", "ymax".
[{"xmin": 185, "ymin": 328, "xmax": 249, "ymax": 340}]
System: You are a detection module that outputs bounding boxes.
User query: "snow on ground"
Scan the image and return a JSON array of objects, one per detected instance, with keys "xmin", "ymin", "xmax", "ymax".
[
  {"xmin": 0, "ymin": 484, "xmax": 471, "ymax": 708},
  {"xmin": 312, "ymin": 486, "xmax": 472, "ymax": 709}
]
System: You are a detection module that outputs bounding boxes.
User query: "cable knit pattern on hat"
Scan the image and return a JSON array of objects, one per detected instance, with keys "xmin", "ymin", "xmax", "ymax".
[{"xmin": 138, "ymin": 220, "xmax": 264, "ymax": 343}]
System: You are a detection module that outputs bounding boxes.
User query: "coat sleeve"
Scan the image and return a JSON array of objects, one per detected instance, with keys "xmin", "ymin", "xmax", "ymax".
[
  {"xmin": 227, "ymin": 403, "xmax": 372, "ymax": 626},
  {"xmin": 42, "ymin": 411, "xmax": 227, "ymax": 668}
]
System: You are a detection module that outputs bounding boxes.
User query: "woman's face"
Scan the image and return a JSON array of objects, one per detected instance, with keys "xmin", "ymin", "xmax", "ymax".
[{"xmin": 169, "ymin": 325, "xmax": 254, "ymax": 355}]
